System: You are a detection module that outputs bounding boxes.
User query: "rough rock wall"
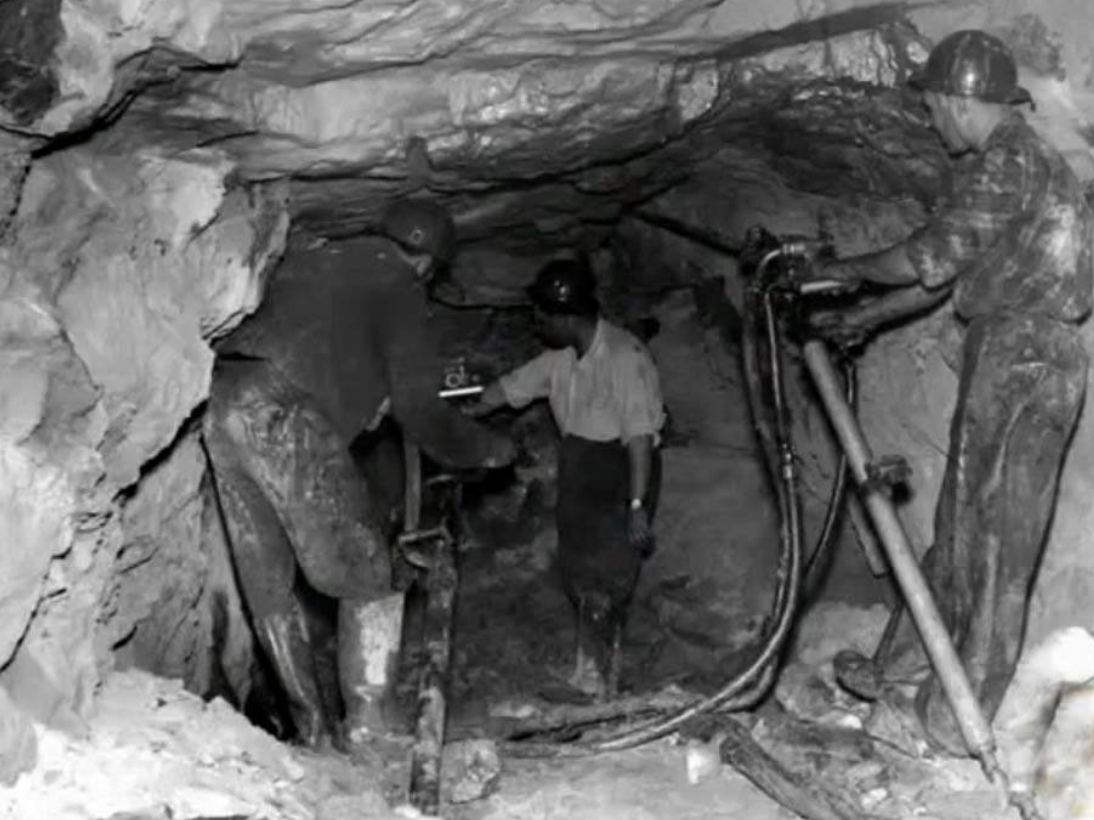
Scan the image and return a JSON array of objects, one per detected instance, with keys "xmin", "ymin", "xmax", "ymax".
[
  {"xmin": 0, "ymin": 143, "xmax": 288, "ymax": 738},
  {"xmin": 1, "ymin": 0, "xmax": 938, "ymax": 243},
  {"xmin": 105, "ymin": 429, "xmax": 253, "ymax": 703},
  {"xmin": 1, "ymin": 0, "xmax": 1092, "ymax": 759}
]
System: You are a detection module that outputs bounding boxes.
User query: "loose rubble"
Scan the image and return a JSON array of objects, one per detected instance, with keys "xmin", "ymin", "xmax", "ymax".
[{"xmin": 0, "ymin": 670, "xmax": 400, "ymax": 820}]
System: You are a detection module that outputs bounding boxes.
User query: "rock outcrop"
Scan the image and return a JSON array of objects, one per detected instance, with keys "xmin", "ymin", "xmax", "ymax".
[
  {"xmin": 1, "ymin": 2, "xmax": 1094, "ymax": 813},
  {"xmin": 0, "ymin": 144, "xmax": 288, "ymax": 728}
]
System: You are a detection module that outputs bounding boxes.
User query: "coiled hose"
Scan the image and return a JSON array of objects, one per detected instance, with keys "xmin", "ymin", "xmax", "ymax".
[{"xmin": 507, "ymin": 267, "xmax": 855, "ymax": 759}]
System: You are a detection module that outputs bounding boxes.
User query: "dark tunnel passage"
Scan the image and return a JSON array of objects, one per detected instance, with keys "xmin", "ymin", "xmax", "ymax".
[
  {"xmin": 192, "ymin": 56, "xmax": 961, "ymax": 751},
  {"xmin": 216, "ymin": 205, "xmax": 896, "ymax": 748}
]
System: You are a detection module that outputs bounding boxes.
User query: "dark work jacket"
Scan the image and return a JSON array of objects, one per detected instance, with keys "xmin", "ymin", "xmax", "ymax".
[{"xmin": 218, "ymin": 235, "xmax": 506, "ymax": 469}]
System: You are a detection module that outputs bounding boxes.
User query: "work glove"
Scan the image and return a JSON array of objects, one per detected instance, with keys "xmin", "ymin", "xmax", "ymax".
[{"xmin": 628, "ymin": 507, "xmax": 656, "ymax": 560}]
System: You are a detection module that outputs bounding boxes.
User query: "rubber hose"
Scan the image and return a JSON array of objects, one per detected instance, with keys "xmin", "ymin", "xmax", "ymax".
[
  {"xmin": 804, "ymin": 359, "xmax": 857, "ymax": 590},
  {"xmin": 584, "ymin": 288, "xmax": 806, "ymax": 753}
]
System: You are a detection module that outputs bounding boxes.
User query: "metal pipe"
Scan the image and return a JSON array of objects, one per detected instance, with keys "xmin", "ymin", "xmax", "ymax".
[
  {"xmin": 439, "ymin": 385, "xmax": 484, "ymax": 399},
  {"xmin": 805, "ymin": 360, "xmax": 854, "ymax": 588},
  {"xmin": 800, "ymin": 339, "xmax": 995, "ymax": 756},
  {"xmin": 407, "ymin": 527, "xmax": 458, "ymax": 816}
]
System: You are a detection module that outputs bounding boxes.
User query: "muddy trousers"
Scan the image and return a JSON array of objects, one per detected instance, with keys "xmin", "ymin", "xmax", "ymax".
[
  {"xmin": 874, "ymin": 315, "xmax": 1088, "ymax": 754},
  {"xmin": 204, "ymin": 358, "xmax": 401, "ymax": 746}
]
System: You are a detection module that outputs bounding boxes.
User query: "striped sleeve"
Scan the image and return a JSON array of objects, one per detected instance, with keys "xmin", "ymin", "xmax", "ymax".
[{"xmin": 905, "ymin": 143, "xmax": 1030, "ymax": 288}]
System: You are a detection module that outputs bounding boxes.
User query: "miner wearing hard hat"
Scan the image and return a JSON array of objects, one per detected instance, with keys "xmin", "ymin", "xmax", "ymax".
[
  {"xmin": 468, "ymin": 257, "xmax": 666, "ymax": 699},
  {"xmin": 805, "ymin": 30, "xmax": 1092, "ymax": 754},
  {"xmin": 205, "ymin": 199, "xmax": 515, "ymax": 750}
]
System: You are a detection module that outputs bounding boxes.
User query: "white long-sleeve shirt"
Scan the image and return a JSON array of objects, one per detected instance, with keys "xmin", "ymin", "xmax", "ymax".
[{"xmin": 499, "ymin": 319, "xmax": 665, "ymax": 445}]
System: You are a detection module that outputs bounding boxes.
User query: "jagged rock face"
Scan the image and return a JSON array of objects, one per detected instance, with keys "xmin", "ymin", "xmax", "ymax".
[
  {"xmin": 2, "ymin": 0, "xmax": 936, "ymax": 242},
  {"xmin": 0, "ymin": 0, "xmax": 1093, "ymax": 791},
  {"xmin": 0, "ymin": 144, "xmax": 287, "ymax": 726},
  {"xmin": 104, "ymin": 430, "xmax": 253, "ymax": 703}
]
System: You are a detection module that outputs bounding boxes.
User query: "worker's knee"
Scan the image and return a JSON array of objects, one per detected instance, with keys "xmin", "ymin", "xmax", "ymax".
[
  {"xmin": 215, "ymin": 472, "xmax": 297, "ymax": 620},
  {"xmin": 206, "ymin": 360, "xmax": 286, "ymax": 469},
  {"xmin": 292, "ymin": 520, "xmax": 393, "ymax": 601}
]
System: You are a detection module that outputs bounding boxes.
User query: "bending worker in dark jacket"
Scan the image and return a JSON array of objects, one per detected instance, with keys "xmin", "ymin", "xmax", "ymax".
[
  {"xmin": 205, "ymin": 200, "xmax": 515, "ymax": 748},
  {"xmin": 803, "ymin": 31, "xmax": 1092, "ymax": 754},
  {"xmin": 469, "ymin": 259, "xmax": 666, "ymax": 698}
]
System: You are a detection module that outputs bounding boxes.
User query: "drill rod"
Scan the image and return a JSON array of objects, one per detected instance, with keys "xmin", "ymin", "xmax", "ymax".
[{"xmin": 801, "ymin": 339, "xmax": 1041, "ymax": 820}]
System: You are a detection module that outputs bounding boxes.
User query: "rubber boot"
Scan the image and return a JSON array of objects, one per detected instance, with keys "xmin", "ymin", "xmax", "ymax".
[
  {"xmin": 257, "ymin": 610, "xmax": 329, "ymax": 746},
  {"xmin": 567, "ymin": 595, "xmax": 608, "ymax": 699},
  {"xmin": 605, "ymin": 614, "xmax": 625, "ymax": 699},
  {"xmin": 338, "ymin": 592, "xmax": 406, "ymax": 750}
]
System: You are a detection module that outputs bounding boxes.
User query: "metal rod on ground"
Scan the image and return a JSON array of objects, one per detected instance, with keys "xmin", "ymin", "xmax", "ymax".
[
  {"xmin": 717, "ymin": 719, "xmax": 879, "ymax": 820},
  {"xmin": 800, "ymin": 339, "xmax": 1042, "ymax": 819},
  {"xmin": 405, "ymin": 476, "xmax": 460, "ymax": 816},
  {"xmin": 407, "ymin": 527, "xmax": 458, "ymax": 816}
]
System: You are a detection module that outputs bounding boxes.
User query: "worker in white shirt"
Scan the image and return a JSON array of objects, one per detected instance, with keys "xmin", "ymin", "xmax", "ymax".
[{"xmin": 468, "ymin": 258, "xmax": 666, "ymax": 698}]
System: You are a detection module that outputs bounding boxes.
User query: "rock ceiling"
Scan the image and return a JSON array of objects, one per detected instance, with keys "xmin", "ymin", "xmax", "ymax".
[{"xmin": 1, "ymin": 0, "xmax": 971, "ymax": 241}]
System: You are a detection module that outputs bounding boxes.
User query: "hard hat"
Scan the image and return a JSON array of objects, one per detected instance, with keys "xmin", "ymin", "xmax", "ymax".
[
  {"xmin": 908, "ymin": 30, "xmax": 1031, "ymax": 106},
  {"xmin": 527, "ymin": 258, "xmax": 599, "ymax": 316},
  {"xmin": 379, "ymin": 199, "xmax": 457, "ymax": 264}
]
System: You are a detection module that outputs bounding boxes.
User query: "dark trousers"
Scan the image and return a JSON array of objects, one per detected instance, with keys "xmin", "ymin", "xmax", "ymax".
[
  {"xmin": 876, "ymin": 314, "xmax": 1087, "ymax": 752},
  {"xmin": 556, "ymin": 434, "xmax": 661, "ymax": 618},
  {"xmin": 203, "ymin": 358, "xmax": 392, "ymax": 742}
]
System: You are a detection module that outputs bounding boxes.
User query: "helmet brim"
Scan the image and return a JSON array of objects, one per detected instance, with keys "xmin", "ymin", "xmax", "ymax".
[
  {"xmin": 906, "ymin": 71, "xmax": 1032, "ymax": 106},
  {"xmin": 527, "ymin": 292, "xmax": 599, "ymax": 316},
  {"xmin": 1008, "ymin": 85, "xmax": 1033, "ymax": 106}
]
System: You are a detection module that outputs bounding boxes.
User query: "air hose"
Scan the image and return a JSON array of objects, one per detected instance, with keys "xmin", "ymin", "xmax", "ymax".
[
  {"xmin": 805, "ymin": 362, "xmax": 856, "ymax": 589},
  {"xmin": 507, "ymin": 239, "xmax": 855, "ymax": 758}
]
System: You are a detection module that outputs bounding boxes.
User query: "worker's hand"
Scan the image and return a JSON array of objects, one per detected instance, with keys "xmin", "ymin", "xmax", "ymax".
[
  {"xmin": 628, "ymin": 507, "xmax": 655, "ymax": 559},
  {"xmin": 460, "ymin": 382, "xmax": 506, "ymax": 418},
  {"xmin": 481, "ymin": 437, "xmax": 517, "ymax": 470},
  {"xmin": 803, "ymin": 259, "xmax": 863, "ymax": 295},
  {"xmin": 807, "ymin": 309, "xmax": 872, "ymax": 349}
]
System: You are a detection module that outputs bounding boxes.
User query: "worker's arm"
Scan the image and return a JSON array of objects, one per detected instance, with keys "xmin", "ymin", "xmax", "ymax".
[
  {"xmin": 854, "ymin": 281, "xmax": 953, "ymax": 328},
  {"xmin": 464, "ymin": 352, "xmax": 557, "ymax": 417},
  {"xmin": 380, "ymin": 281, "xmax": 515, "ymax": 470},
  {"xmin": 809, "ymin": 281, "xmax": 953, "ymax": 347},
  {"xmin": 824, "ymin": 141, "xmax": 1028, "ymax": 290},
  {"xmin": 462, "ymin": 381, "xmax": 512, "ymax": 418},
  {"xmin": 617, "ymin": 347, "xmax": 665, "ymax": 556},
  {"xmin": 626, "ymin": 434, "xmax": 654, "ymax": 504},
  {"xmin": 824, "ymin": 244, "xmax": 920, "ymax": 287}
]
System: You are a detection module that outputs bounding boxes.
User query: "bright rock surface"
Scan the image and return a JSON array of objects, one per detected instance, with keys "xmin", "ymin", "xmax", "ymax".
[
  {"xmin": 0, "ymin": 669, "xmax": 401, "ymax": 820},
  {"xmin": 0, "ymin": 145, "xmax": 288, "ymax": 723}
]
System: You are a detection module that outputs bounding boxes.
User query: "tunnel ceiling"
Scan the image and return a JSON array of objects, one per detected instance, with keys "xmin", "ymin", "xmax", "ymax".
[{"xmin": 0, "ymin": 0, "xmax": 968, "ymax": 245}]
